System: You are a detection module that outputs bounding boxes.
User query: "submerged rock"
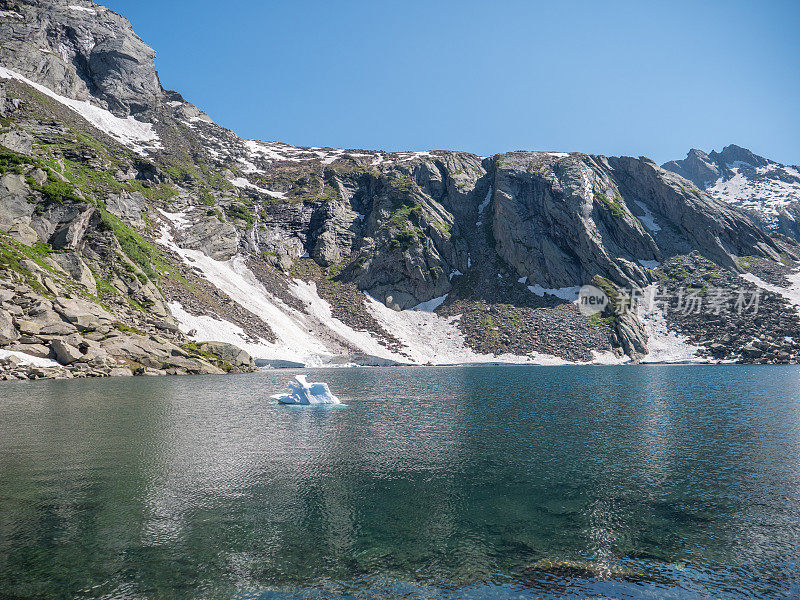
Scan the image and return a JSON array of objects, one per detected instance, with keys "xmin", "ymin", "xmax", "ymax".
[{"xmin": 520, "ymin": 558, "xmax": 655, "ymax": 583}]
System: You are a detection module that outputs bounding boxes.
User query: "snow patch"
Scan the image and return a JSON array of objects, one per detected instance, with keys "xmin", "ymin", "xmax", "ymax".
[
  {"xmin": 0, "ymin": 9, "xmax": 23, "ymax": 18},
  {"xmin": 740, "ymin": 270, "xmax": 800, "ymax": 315},
  {"xmin": 157, "ymin": 209, "xmax": 191, "ymax": 231},
  {"xmin": 706, "ymin": 163, "xmax": 800, "ymax": 227},
  {"xmin": 638, "ymin": 285, "xmax": 704, "ymax": 363},
  {"xmin": 527, "ymin": 284, "xmax": 581, "ymax": 301},
  {"xmin": 363, "ymin": 294, "xmax": 570, "ymax": 365},
  {"xmin": 413, "ymin": 294, "xmax": 447, "ymax": 312},
  {"xmin": 0, "ymin": 349, "xmax": 61, "ymax": 368},
  {"xmin": 638, "ymin": 259, "xmax": 661, "ymax": 269},
  {"xmin": 0, "ymin": 66, "xmax": 160, "ymax": 155},
  {"xmin": 478, "ymin": 186, "xmax": 492, "ymax": 216},
  {"xmin": 68, "ymin": 5, "xmax": 96, "ymax": 14},
  {"xmin": 229, "ymin": 176, "xmax": 284, "ymax": 198},
  {"xmin": 633, "ymin": 200, "xmax": 662, "ymax": 232}
]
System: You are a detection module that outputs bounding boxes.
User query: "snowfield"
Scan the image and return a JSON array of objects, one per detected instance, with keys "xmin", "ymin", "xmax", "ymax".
[
  {"xmin": 706, "ymin": 164, "xmax": 800, "ymax": 227},
  {"xmin": 740, "ymin": 270, "xmax": 800, "ymax": 316}
]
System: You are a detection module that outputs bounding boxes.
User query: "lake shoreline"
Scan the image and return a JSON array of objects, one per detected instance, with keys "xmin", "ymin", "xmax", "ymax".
[{"xmin": 2, "ymin": 355, "xmax": 795, "ymax": 383}]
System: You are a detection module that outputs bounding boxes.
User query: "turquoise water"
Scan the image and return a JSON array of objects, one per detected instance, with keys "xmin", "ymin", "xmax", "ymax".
[{"xmin": 1, "ymin": 365, "xmax": 800, "ymax": 599}]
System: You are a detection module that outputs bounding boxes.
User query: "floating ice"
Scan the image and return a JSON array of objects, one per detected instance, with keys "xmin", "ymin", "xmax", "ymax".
[{"xmin": 272, "ymin": 375, "xmax": 341, "ymax": 405}]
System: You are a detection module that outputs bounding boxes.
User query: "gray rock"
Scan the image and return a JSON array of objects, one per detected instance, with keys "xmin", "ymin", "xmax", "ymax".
[
  {"xmin": 197, "ymin": 341, "xmax": 256, "ymax": 371},
  {"xmin": 0, "ymin": 1, "xmax": 163, "ymax": 116},
  {"xmin": 7, "ymin": 221, "xmax": 39, "ymax": 245},
  {"xmin": 50, "ymin": 252, "xmax": 97, "ymax": 295},
  {"xmin": 106, "ymin": 191, "xmax": 146, "ymax": 228},
  {"xmin": 53, "ymin": 297, "xmax": 114, "ymax": 332},
  {"xmin": 0, "ymin": 309, "xmax": 19, "ymax": 346},
  {"xmin": 615, "ymin": 311, "xmax": 649, "ymax": 360},
  {"xmin": 39, "ymin": 320, "xmax": 79, "ymax": 336},
  {"xmin": 50, "ymin": 206, "xmax": 95, "ymax": 251},
  {"xmin": 50, "ymin": 339, "xmax": 83, "ymax": 365},
  {"xmin": 108, "ymin": 367, "xmax": 134, "ymax": 377},
  {"xmin": 0, "ymin": 129, "xmax": 34, "ymax": 155},
  {"xmin": 14, "ymin": 319, "xmax": 41, "ymax": 336},
  {"xmin": 0, "ymin": 173, "xmax": 34, "ymax": 232},
  {"xmin": 181, "ymin": 218, "xmax": 239, "ymax": 261},
  {"xmin": 6, "ymin": 343, "xmax": 51, "ymax": 359}
]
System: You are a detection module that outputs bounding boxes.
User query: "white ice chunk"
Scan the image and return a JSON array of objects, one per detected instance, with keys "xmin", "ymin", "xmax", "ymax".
[{"xmin": 272, "ymin": 375, "xmax": 341, "ymax": 405}]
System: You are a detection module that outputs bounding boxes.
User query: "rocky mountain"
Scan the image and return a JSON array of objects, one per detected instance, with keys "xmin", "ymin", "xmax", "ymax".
[
  {"xmin": 2, "ymin": 0, "xmax": 800, "ymax": 380},
  {"xmin": 663, "ymin": 144, "xmax": 800, "ymax": 237}
]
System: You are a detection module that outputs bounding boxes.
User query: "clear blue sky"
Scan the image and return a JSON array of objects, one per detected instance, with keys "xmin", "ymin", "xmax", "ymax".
[{"xmin": 103, "ymin": 0, "xmax": 800, "ymax": 165}]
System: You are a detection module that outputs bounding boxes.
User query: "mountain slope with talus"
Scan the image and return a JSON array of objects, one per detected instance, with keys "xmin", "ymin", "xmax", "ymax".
[{"xmin": 2, "ymin": 0, "xmax": 800, "ymax": 379}]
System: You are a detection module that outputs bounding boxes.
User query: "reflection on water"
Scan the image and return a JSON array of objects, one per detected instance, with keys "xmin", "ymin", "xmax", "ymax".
[{"xmin": 1, "ymin": 365, "xmax": 800, "ymax": 599}]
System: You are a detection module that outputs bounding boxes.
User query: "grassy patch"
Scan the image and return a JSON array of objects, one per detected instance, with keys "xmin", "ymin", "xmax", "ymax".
[
  {"xmin": 224, "ymin": 204, "xmax": 254, "ymax": 226},
  {"xmin": 594, "ymin": 190, "xmax": 627, "ymax": 219},
  {"xmin": 98, "ymin": 209, "xmax": 160, "ymax": 280}
]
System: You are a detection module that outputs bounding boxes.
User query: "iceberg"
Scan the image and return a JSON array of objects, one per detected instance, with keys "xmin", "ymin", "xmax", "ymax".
[{"xmin": 272, "ymin": 375, "xmax": 341, "ymax": 405}]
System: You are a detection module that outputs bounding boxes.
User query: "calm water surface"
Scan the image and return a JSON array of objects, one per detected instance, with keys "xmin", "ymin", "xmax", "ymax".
[{"xmin": 1, "ymin": 365, "xmax": 800, "ymax": 599}]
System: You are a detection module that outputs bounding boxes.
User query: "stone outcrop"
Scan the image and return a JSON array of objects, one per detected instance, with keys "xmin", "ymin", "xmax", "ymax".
[
  {"xmin": 0, "ymin": 0, "xmax": 163, "ymax": 116},
  {"xmin": 181, "ymin": 218, "xmax": 239, "ymax": 261},
  {"xmin": 197, "ymin": 341, "xmax": 256, "ymax": 372}
]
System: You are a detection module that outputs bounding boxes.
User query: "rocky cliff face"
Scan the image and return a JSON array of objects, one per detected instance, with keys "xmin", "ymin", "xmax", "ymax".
[{"xmin": 2, "ymin": 0, "xmax": 800, "ymax": 379}]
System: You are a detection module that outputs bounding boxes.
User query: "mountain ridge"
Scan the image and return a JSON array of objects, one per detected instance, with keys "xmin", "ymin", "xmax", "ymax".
[
  {"xmin": 2, "ymin": 0, "xmax": 800, "ymax": 380},
  {"xmin": 663, "ymin": 144, "xmax": 800, "ymax": 237}
]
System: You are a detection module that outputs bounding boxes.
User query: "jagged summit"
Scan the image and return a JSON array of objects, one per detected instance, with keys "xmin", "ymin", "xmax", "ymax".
[
  {"xmin": 663, "ymin": 144, "xmax": 800, "ymax": 235},
  {"xmin": 1, "ymin": 0, "xmax": 800, "ymax": 379}
]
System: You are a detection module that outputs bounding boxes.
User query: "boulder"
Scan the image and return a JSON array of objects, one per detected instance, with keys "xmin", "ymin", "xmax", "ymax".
[
  {"xmin": 0, "ymin": 173, "xmax": 34, "ymax": 231},
  {"xmin": 197, "ymin": 341, "xmax": 256, "ymax": 371},
  {"xmin": 50, "ymin": 206, "xmax": 95, "ymax": 251},
  {"xmin": 39, "ymin": 320, "xmax": 78, "ymax": 336},
  {"xmin": 0, "ymin": 309, "xmax": 19, "ymax": 346},
  {"xmin": 7, "ymin": 222, "xmax": 39, "ymax": 245},
  {"xmin": 53, "ymin": 297, "xmax": 114, "ymax": 332},
  {"xmin": 14, "ymin": 319, "xmax": 41, "ymax": 336},
  {"xmin": 165, "ymin": 355, "xmax": 225, "ymax": 375},
  {"xmin": 108, "ymin": 367, "xmax": 134, "ymax": 377},
  {"xmin": 6, "ymin": 343, "xmax": 51, "ymax": 359},
  {"xmin": 50, "ymin": 253, "xmax": 97, "ymax": 295},
  {"xmin": 0, "ymin": 354, "xmax": 23, "ymax": 369},
  {"xmin": 50, "ymin": 339, "xmax": 83, "ymax": 365},
  {"xmin": 181, "ymin": 218, "xmax": 239, "ymax": 261},
  {"xmin": 0, "ymin": 129, "xmax": 34, "ymax": 155}
]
